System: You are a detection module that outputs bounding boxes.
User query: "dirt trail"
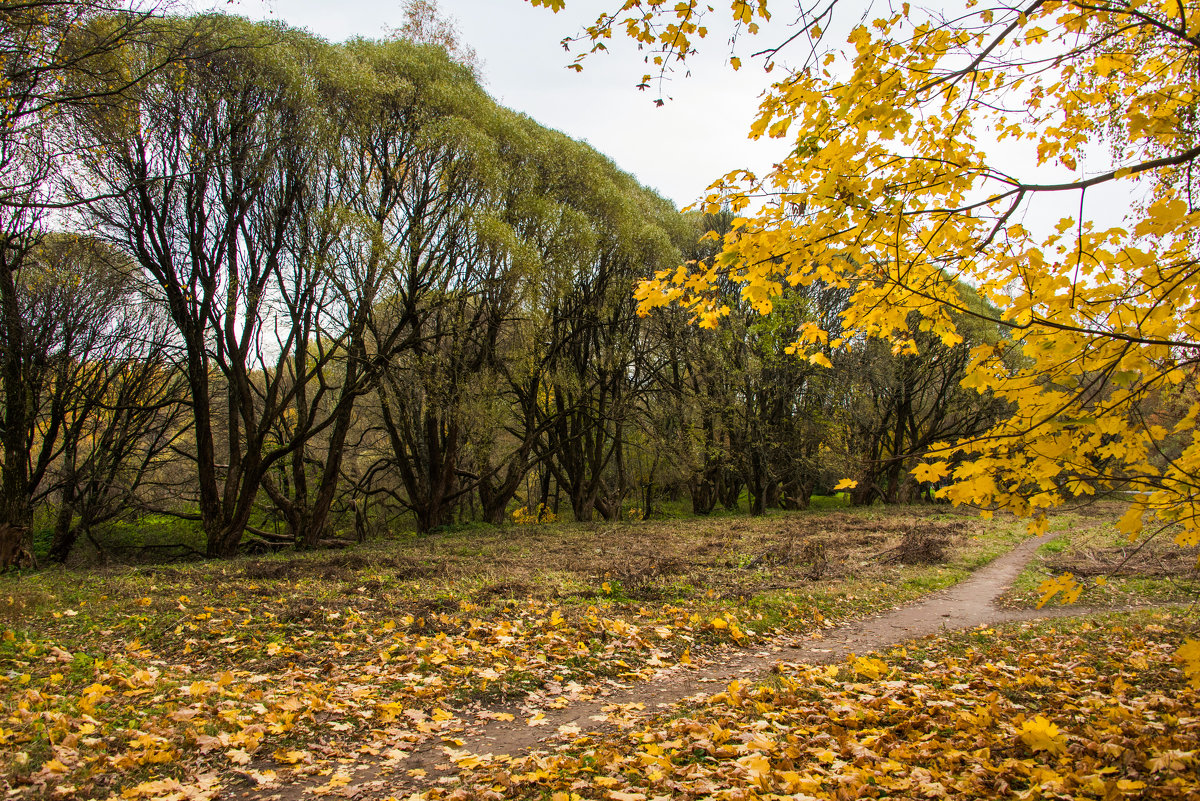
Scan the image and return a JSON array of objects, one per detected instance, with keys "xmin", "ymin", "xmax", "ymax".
[
  {"xmin": 244, "ymin": 534, "xmax": 1123, "ymax": 798},
  {"xmin": 419, "ymin": 534, "xmax": 1074, "ymax": 760}
]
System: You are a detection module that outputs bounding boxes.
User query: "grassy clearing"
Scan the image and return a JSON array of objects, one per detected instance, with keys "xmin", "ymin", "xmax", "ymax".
[
  {"xmin": 1002, "ymin": 502, "xmax": 1200, "ymax": 610},
  {"xmin": 0, "ymin": 507, "xmax": 1026, "ymax": 798},
  {"xmin": 28, "ymin": 514, "xmax": 209, "ymax": 567},
  {"xmin": 461, "ymin": 607, "xmax": 1198, "ymax": 801}
]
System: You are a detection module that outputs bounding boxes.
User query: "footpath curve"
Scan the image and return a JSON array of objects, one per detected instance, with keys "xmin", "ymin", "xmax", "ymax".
[
  {"xmin": 443, "ymin": 533, "xmax": 1078, "ymax": 761},
  {"xmin": 245, "ymin": 533, "xmax": 1118, "ymax": 799}
]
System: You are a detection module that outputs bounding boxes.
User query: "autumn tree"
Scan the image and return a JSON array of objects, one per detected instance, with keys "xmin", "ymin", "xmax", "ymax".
[
  {"xmin": 393, "ymin": 0, "xmax": 480, "ymax": 74},
  {"xmin": 530, "ymin": 0, "xmax": 1200, "ymax": 665},
  {"xmin": 69, "ymin": 17, "xmax": 339, "ymax": 557},
  {"xmin": 542, "ymin": 0, "xmax": 1197, "ymax": 534},
  {"xmin": 2, "ymin": 233, "xmax": 185, "ymax": 564},
  {"xmin": 259, "ymin": 36, "xmax": 506, "ymax": 546},
  {"xmin": 365, "ymin": 95, "xmax": 512, "ymax": 533},
  {"xmin": 835, "ymin": 289, "xmax": 1010, "ymax": 506},
  {"xmin": 0, "ymin": 0, "xmax": 189, "ymax": 562},
  {"xmin": 532, "ymin": 143, "xmax": 683, "ymax": 523},
  {"xmin": 36, "ymin": 242, "xmax": 186, "ymax": 563}
]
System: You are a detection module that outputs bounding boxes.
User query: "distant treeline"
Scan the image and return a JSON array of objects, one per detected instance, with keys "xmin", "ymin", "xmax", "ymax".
[{"xmin": 0, "ymin": 5, "xmax": 1008, "ymax": 563}]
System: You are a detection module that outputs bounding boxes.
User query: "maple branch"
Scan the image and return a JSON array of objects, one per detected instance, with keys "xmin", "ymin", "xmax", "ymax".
[{"xmin": 915, "ymin": 0, "xmax": 1047, "ymax": 95}]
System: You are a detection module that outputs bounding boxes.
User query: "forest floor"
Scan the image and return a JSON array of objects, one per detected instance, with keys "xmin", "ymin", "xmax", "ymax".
[{"xmin": 0, "ymin": 503, "xmax": 1196, "ymax": 800}]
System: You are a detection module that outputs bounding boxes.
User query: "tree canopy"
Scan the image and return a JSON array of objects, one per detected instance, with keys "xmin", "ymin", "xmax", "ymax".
[
  {"xmin": 540, "ymin": 0, "xmax": 1200, "ymax": 545},
  {"xmin": 526, "ymin": 0, "xmax": 1200, "ymax": 672}
]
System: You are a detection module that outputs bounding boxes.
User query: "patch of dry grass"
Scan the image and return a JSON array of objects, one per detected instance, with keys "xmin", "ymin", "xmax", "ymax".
[{"xmin": 1003, "ymin": 502, "xmax": 1200, "ymax": 609}]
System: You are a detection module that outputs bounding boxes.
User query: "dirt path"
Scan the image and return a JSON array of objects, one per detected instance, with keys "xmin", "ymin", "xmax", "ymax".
[{"xmin": 239, "ymin": 534, "xmax": 1126, "ymax": 799}]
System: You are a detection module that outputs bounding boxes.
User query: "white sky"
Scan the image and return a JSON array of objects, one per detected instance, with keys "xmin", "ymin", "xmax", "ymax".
[
  {"xmin": 196, "ymin": 0, "xmax": 1133, "ymax": 234},
  {"xmin": 206, "ymin": 0, "xmax": 803, "ymax": 209}
]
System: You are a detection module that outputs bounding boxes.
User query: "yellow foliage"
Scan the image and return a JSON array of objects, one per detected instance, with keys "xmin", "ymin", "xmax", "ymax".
[
  {"xmin": 562, "ymin": 0, "xmax": 1200, "ymax": 549},
  {"xmin": 1019, "ymin": 715, "xmax": 1068, "ymax": 755},
  {"xmin": 1037, "ymin": 573, "xmax": 1081, "ymax": 608},
  {"xmin": 483, "ymin": 611, "xmax": 1198, "ymax": 797},
  {"xmin": 1176, "ymin": 639, "xmax": 1200, "ymax": 689},
  {"xmin": 911, "ymin": 462, "xmax": 949, "ymax": 483},
  {"xmin": 512, "ymin": 503, "xmax": 558, "ymax": 526},
  {"xmin": 851, "ymin": 655, "xmax": 888, "ymax": 680}
]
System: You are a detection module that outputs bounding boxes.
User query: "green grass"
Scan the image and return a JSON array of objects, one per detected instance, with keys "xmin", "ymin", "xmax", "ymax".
[
  {"xmin": 807, "ymin": 492, "xmax": 851, "ymax": 510},
  {"xmin": 1038, "ymin": 537, "xmax": 1070, "ymax": 554}
]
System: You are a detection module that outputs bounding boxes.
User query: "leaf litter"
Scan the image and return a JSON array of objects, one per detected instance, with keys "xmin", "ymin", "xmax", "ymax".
[{"xmin": 0, "ymin": 507, "xmax": 1187, "ymax": 799}]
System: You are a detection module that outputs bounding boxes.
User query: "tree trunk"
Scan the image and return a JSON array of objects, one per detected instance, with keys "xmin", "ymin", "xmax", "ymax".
[
  {"xmin": 0, "ymin": 247, "xmax": 31, "ymax": 535},
  {"xmin": 0, "ymin": 523, "xmax": 32, "ymax": 569},
  {"xmin": 478, "ymin": 440, "xmax": 533, "ymax": 526},
  {"xmin": 690, "ymin": 475, "xmax": 717, "ymax": 515},
  {"xmin": 571, "ymin": 482, "xmax": 598, "ymax": 522},
  {"xmin": 47, "ymin": 459, "xmax": 78, "ymax": 564},
  {"xmin": 765, "ymin": 480, "xmax": 781, "ymax": 510},
  {"xmin": 719, "ymin": 470, "xmax": 743, "ymax": 512}
]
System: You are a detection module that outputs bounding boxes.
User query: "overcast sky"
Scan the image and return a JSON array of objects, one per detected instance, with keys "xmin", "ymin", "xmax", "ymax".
[
  {"xmin": 203, "ymin": 0, "xmax": 802, "ymax": 209},
  {"xmin": 192, "ymin": 1, "xmax": 1132, "ymax": 234}
]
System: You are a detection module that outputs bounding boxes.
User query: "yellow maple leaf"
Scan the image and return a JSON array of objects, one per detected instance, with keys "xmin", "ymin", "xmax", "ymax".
[
  {"xmin": 1019, "ymin": 716, "xmax": 1067, "ymax": 755},
  {"xmin": 911, "ymin": 461, "xmax": 949, "ymax": 483},
  {"xmin": 226, "ymin": 749, "xmax": 252, "ymax": 766},
  {"xmin": 851, "ymin": 655, "xmax": 888, "ymax": 680},
  {"xmin": 272, "ymin": 749, "xmax": 310, "ymax": 765},
  {"xmin": 1175, "ymin": 639, "xmax": 1200, "ymax": 689},
  {"xmin": 1117, "ymin": 504, "xmax": 1144, "ymax": 541},
  {"xmin": 738, "ymin": 753, "xmax": 771, "ymax": 786},
  {"xmin": 1037, "ymin": 573, "xmax": 1079, "ymax": 608}
]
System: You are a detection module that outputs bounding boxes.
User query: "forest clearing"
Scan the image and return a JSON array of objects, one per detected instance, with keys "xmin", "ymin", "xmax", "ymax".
[
  {"xmin": 5, "ymin": 0, "xmax": 1200, "ymax": 798},
  {"xmin": 1, "ymin": 505, "xmax": 1197, "ymax": 799}
]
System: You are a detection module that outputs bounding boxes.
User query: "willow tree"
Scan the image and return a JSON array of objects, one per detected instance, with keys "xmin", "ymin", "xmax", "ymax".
[
  {"xmin": 527, "ymin": 136, "xmax": 685, "ymax": 522},
  {"xmin": 261, "ymin": 36, "xmax": 507, "ymax": 545},
  {"xmin": 0, "ymin": 1, "xmax": 188, "ymax": 561},
  {"xmin": 362, "ymin": 59, "xmax": 514, "ymax": 534},
  {"xmin": 69, "ymin": 17, "xmax": 333, "ymax": 557}
]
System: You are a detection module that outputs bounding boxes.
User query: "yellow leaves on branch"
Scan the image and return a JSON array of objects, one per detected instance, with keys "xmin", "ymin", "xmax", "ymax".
[
  {"xmin": 1037, "ymin": 572, "xmax": 1082, "ymax": 608},
  {"xmin": 603, "ymin": 0, "xmax": 1200, "ymax": 545},
  {"xmin": 910, "ymin": 461, "xmax": 949, "ymax": 483},
  {"xmin": 525, "ymin": 0, "xmax": 771, "ymax": 83}
]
